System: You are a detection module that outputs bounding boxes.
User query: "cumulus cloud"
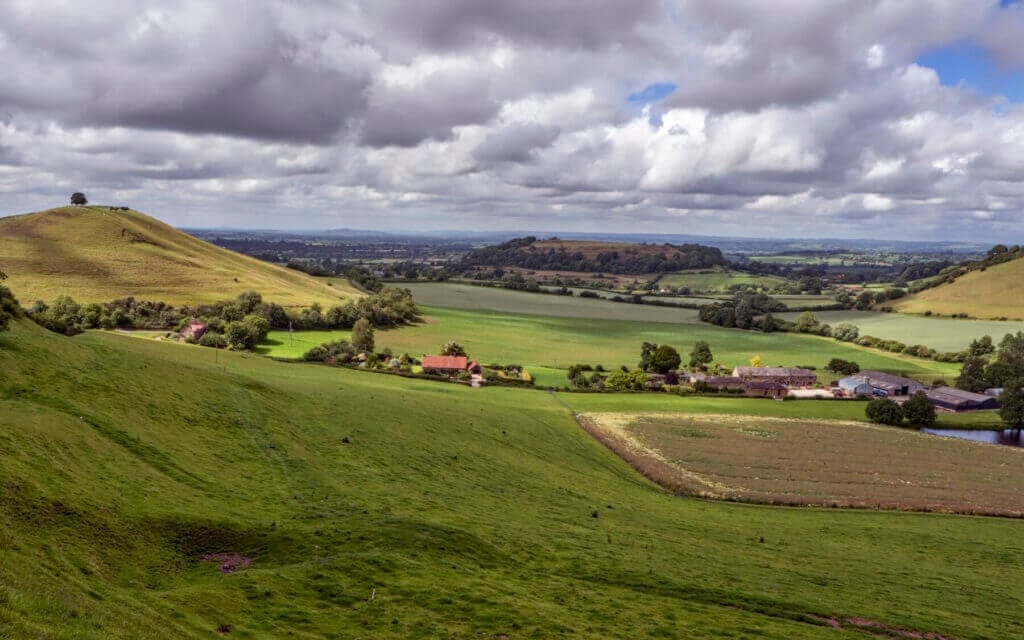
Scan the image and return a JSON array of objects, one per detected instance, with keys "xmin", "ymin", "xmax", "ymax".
[{"xmin": 0, "ymin": 0, "xmax": 1023, "ymax": 239}]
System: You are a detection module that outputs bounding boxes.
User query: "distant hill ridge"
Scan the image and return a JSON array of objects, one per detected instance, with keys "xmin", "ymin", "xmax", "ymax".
[
  {"xmin": 460, "ymin": 236, "xmax": 728, "ymax": 274},
  {"xmin": 0, "ymin": 206, "xmax": 360, "ymax": 307}
]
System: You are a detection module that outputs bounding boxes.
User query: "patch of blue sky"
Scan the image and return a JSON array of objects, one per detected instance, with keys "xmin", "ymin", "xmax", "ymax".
[
  {"xmin": 626, "ymin": 82, "xmax": 677, "ymax": 104},
  {"xmin": 917, "ymin": 41, "xmax": 1024, "ymax": 103}
]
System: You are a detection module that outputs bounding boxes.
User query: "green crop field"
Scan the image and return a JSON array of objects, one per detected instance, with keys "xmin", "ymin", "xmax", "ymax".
[
  {"xmin": 581, "ymin": 412, "xmax": 1024, "ymax": 515},
  {"xmin": 262, "ymin": 305, "xmax": 960, "ymax": 384},
  {"xmin": 778, "ymin": 310, "xmax": 1024, "ymax": 352},
  {"xmin": 5, "ymin": 320, "xmax": 1024, "ymax": 638},
  {"xmin": 656, "ymin": 269, "xmax": 788, "ymax": 291},
  {"xmin": 891, "ymin": 257, "xmax": 1024, "ymax": 319},
  {"xmin": 401, "ymin": 282, "xmax": 703, "ymax": 323},
  {"xmin": 0, "ymin": 207, "xmax": 360, "ymax": 307}
]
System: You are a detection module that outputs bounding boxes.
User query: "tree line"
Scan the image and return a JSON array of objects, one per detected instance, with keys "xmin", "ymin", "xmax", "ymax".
[
  {"xmin": 459, "ymin": 237, "xmax": 728, "ymax": 274},
  {"xmin": 25, "ymin": 287, "xmax": 418, "ymax": 351}
]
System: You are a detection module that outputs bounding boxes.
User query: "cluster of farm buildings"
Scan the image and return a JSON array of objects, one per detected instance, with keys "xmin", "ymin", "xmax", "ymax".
[{"xmin": 674, "ymin": 366, "xmax": 1001, "ymax": 413}]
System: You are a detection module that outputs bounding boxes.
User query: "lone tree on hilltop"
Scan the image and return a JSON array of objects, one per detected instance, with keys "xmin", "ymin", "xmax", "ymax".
[{"xmin": 70, "ymin": 192, "xmax": 88, "ymax": 206}]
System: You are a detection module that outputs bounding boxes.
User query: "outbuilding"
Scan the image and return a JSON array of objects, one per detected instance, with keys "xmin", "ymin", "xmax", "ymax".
[
  {"xmin": 925, "ymin": 388, "xmax": 1000, "ymax": 412},
  {"xmin": 854, "ymin": 371, "xmax": 927, "ymax": 397},
  {"xmin": 838, "ymin": 377, "xmax": 874, "ymax": 397}
]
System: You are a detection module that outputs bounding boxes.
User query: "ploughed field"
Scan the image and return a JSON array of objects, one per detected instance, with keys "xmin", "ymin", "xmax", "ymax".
[
  {"xmin": 6, "ymin": 319, "xmax": 1024, "ymax": 637},
  {"xmin": 581, "ymin": 412, "xmax": 1024, "ymax": 516}
]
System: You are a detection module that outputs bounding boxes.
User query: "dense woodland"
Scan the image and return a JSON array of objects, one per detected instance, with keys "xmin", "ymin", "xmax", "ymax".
[{"xmin": 459, "ymin": 237, "xmax": 728, "ymax": 274}]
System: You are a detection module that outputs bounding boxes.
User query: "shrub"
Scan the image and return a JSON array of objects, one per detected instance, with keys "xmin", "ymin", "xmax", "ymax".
[
  {"xmin": 198, "ymin": 331, "xmax": 227, "ymax": 349},
  {"xmin": 832, "ymin": 323, "xmax": 859, "ymax": 342},
  {"xmin": 604, "ymin": 369, "xmax": 648, "ymax": 391},
  {"xmin": 903, "ymin": 391, "xmax": 937, "ymax": 427},
  {"xmin": 866, "ymin": 398, "xmax": 904, "ymax": 426}
]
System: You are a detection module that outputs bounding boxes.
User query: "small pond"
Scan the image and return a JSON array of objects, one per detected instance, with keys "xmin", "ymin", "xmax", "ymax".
[{"xmin": 921, "ymin": 428, "xmax": 1024, "ymax": 448}]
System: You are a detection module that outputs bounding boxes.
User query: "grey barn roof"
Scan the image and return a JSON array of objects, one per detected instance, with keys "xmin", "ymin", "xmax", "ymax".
[{"xmin": 733, "ymin": 367, "xmax": 816, "ymax": 377}]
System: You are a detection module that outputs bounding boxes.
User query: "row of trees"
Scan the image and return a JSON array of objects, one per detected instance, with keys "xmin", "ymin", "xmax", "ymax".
[
  {"xmin": 27, "ymin": 288, "xmax": 417, "ymax": 339},
  {"xmin": 460, "ymin": 237, "xmax": 728, "ymax": 275}
]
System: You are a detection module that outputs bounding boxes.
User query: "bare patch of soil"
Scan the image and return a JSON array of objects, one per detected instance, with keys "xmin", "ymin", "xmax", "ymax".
[{"xmin": 202, "ymin": 553, "xmax": 253, "ymax": 574}]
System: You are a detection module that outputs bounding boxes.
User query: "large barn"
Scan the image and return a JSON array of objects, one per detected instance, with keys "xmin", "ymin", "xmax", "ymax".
[
  {"xmin": 925, "ymin": 388, "xmax": 1000, "ymax": 412},
  {"xmin": 851, "ymin": 371, "xmax": 927, "ymax": 397}
]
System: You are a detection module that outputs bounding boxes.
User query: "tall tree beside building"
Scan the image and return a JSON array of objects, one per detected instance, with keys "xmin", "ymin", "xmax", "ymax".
[
  {"xmin": 902, "ymin": 391, "xmax": 936, "ymax": 427},
  {"xmin": 689, "ymin": 340, "xmax": 713, "ymax": 371},
  {"xmin": 999, "ymin": 382, "xmax": 1024, "ymax": 428},
  {"xmin": 648, "ymin": 345, "xmax": 681, "ymax": 374},
  {"xmin": 955, "ymin": 357, "xmax": 989, "ymax": 393},
  {"xmin": 352, "ymin": 317, "xmax": 375, "ymax": 353},
  {"xmin": 441, "ymin": 340, "xmax": 466, "ymax": 357}
]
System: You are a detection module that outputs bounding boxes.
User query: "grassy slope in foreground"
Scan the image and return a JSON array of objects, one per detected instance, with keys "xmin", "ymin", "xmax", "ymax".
[
  {"xmin": 372, "ymin": 306, "xmax": 960, "ymax": 383},
  {"xmin": 2, "ymin": 322, "xmax": 1024, "ymax": 638},
  {"xmin": 890, "ymin": 257, "xmax": 1024, "ymax": 320},
  {"xmin": 0, "ymin": 206, "xmax": 360, "ymax": 307}
]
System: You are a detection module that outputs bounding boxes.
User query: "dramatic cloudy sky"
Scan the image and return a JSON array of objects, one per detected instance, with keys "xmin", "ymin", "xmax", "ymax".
[{"xmin": 2, "ymin": 1, "xmax": 1024, "ymax": 239}]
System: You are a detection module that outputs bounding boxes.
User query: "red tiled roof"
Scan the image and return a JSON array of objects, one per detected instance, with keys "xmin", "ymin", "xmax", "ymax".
[{"xmin": 422, "ymin": 355, "xmax": 469, "ymax": 370}]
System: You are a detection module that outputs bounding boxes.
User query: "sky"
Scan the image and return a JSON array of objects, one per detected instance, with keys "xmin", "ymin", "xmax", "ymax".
[{"xmin": 1, "ymin": 1, "xmax": 1024, "ymax": 240}]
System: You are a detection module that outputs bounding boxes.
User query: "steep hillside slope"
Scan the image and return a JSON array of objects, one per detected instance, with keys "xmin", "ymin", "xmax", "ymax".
[
  {"xmin": 890, "ymin": 256, "xmax": 1024, "ymax": 319},
  {"xmin": 0, "ymin": 206, "xmax": 359, "ymax": 306},
  {"xmin": 1, "ymin": 322, "xmax": 1024, "ymax": 638}
]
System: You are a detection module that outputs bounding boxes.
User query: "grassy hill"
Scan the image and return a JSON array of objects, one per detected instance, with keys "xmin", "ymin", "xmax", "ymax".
[
  {"xmin": 4, "ymin": 320, "xmax": 1024, "ymax": 638},
  {"xmin": 889, "ymin": 256, "xmax": 1024, "ymax": 319},
  {"xmin": 0, "ymin": 206, "xmax": 360, "ymax": 307}
]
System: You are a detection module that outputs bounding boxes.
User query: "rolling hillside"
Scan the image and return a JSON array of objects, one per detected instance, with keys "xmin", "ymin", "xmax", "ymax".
[
  {"xmin": 889, "ymin": 255, "xmax": 1024, "ymax": 319},
  {"xmin": 0, "ymin": 206, "xmax": 360, "ymax": 307},
  {"xmin": 2, "ymin": 319, "xmax": 1024, "ymax": 637}
]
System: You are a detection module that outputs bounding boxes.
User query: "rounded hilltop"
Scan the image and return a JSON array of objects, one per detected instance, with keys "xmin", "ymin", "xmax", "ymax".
[{"xmin": 0, "ymin": 205, "xmax": 360, "ymax": 307}]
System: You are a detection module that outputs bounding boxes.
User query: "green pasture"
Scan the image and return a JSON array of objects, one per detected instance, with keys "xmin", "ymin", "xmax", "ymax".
[
  {"xmin": 2, "ymin": 320, "xmax": 1024, "ymax": 638},
  {"xmin": 656, "ymin": 269, "xmax": 788, "ymax": 291},
  {"xmin": 778, "ymin": 310, "xmax": 1024, "ymax": 352},
  {"xmin": 401, "ymin": 282, "xmax": 702, "ymax": 323},
  {"xmin": 261, "ymin": 305, "xmax": 960, "ymax": 384}
]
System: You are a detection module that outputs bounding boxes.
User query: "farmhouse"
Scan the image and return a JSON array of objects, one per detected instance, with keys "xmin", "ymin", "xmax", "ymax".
[
  {"xmin": 732, "ymin": 366, "xmax": 817, "ymax": 388},
  {"xmin": 926, "ymin": 388, "xmax": 1000, "ymax": 413},
  {"xmin": 838, "ymin": 377, "xmax": 874, "ymax": 397},
  {"xmin": 853, "ymin": 371, "xmax": 927, "ymax": 397},
  {"xmin": 703, "ymin": 376, "xmax": 747, "ymax": 392},
  {"xmin": 467, "ymin": 360, "xmax": 482, "ymax": 374},
  {"xmin": 180, "ymin": 319, "xmax": 207, "ymax": 340},
  {"xmin": 421, "ymin": 355, "xmax": 470, "ymax": 376},
  {"xmin": 744, "ymin": 380, "xmax": 787, "ymax": 399}
]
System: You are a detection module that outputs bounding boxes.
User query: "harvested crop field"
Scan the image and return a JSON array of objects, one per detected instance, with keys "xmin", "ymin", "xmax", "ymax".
[{"xmin": 580, "ymin": 412, "xmax": 1024, "ymax": 516}]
